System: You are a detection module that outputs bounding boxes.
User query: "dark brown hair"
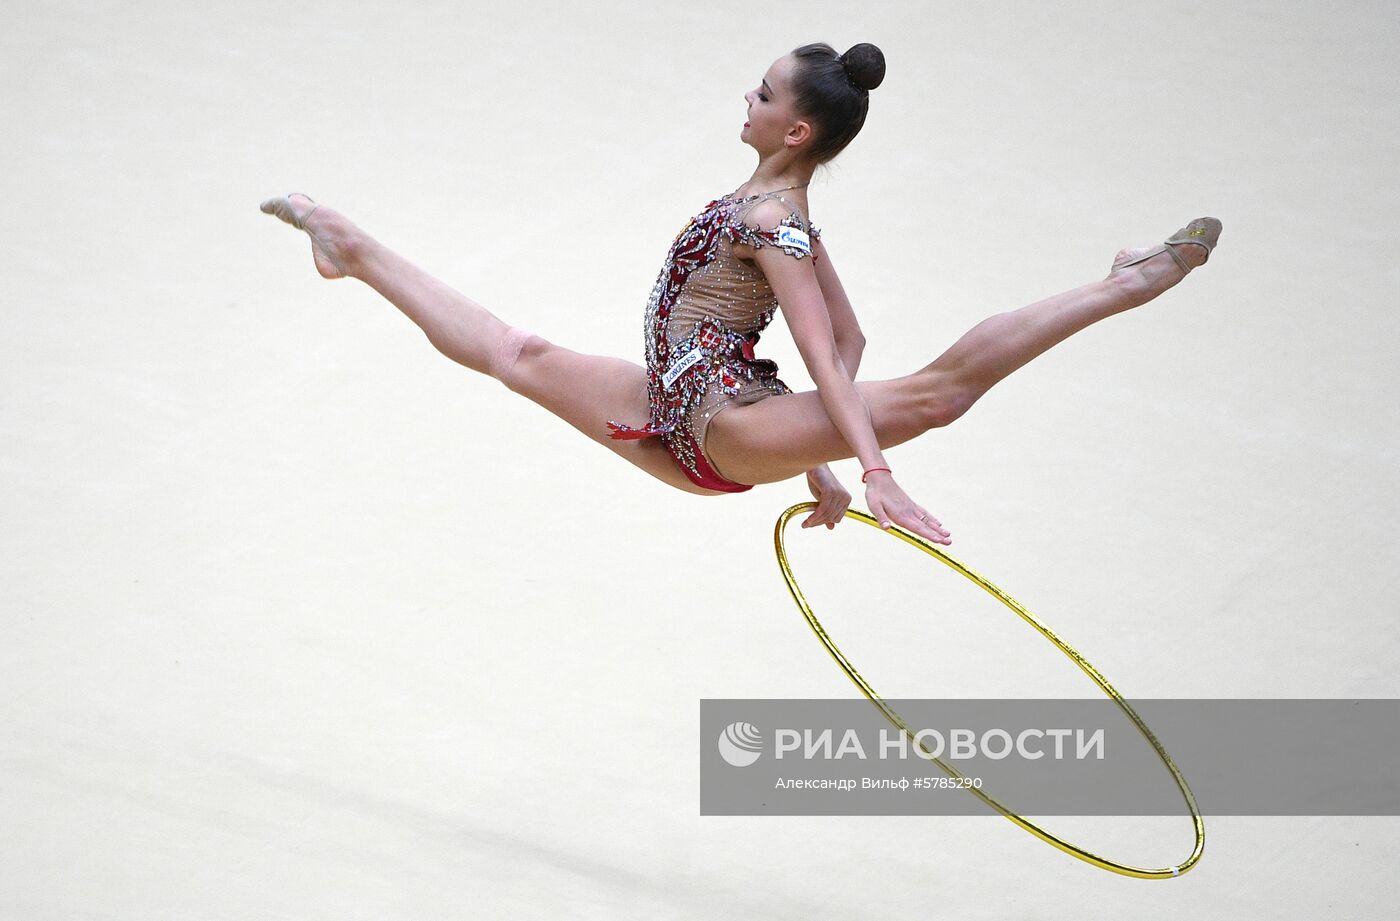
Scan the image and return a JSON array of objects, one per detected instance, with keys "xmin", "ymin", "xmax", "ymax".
[{"xmin": 789, "ymin": 42, "xmax": 886, "ymax": 164}]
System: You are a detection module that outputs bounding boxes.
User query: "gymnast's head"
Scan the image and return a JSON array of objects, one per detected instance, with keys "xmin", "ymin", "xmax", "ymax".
[{"xmin": 742, "ymin": 42, "xmax": 886, "ymax": 166}]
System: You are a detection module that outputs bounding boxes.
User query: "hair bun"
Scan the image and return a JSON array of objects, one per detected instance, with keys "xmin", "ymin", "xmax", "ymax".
[{"xmin": 840, "ymin": 43, "xmax": 885, "ymax": 92}]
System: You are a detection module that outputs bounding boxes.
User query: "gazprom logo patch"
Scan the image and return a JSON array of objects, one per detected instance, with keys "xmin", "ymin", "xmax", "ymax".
[{"xmin": 776, "ymin": 225, "xmax": 811, "ymax": 255}]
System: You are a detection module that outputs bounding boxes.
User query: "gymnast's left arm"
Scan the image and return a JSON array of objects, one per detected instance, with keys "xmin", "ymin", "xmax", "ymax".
[{"xmin": 814, "ymin": 237, "xmax": 865, "ymax": 376}]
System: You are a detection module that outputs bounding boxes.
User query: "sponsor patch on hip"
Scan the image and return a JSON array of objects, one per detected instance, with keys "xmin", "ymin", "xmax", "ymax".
[{"xmin": 662, "ymin": 346, "xmax": 705, "ymax": 389}]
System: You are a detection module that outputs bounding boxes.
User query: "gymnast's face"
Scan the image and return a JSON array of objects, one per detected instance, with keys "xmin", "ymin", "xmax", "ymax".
[{"xmin": 742, "ymin": 54, "xmax": 811, "ymax": 157}]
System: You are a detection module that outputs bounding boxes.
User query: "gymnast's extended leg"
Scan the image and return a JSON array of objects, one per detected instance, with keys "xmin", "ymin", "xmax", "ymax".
[
  {"xmin": 258, "ymin": 193, "xmax": 720, "ymax": 495},
  {"xmin": 703, "ymin": 240, "xmax": 1210, "ymax": 486}
]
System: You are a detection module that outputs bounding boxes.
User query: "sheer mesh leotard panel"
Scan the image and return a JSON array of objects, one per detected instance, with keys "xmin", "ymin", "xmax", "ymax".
[{"xmin": 606, "ymin": 189, "xmax": 823, "ymax": 492}]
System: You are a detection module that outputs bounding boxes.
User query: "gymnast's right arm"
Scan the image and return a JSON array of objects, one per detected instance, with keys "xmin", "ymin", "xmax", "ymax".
[{"xmin": 754, "ymin": 238, "xmax": 886, "ymax": 481}]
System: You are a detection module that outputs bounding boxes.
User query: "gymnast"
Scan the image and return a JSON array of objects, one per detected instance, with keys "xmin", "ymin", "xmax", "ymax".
[{"xmin": 260, "ymin": 41, "xmax": 1220, "ymax": 546}]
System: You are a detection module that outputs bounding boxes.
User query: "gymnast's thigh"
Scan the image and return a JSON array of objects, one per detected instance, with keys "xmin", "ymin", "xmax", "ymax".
[
  {"xmin": 502, "ymin": 334, "xmax": 724, "ymax": 495},
  {"xmin": 695, "ymin": 390, "xmax": 763, "ymax": 480},
  {"xmin": 704, "ymin": 377, "xmax": 933, "ymax": 484}
]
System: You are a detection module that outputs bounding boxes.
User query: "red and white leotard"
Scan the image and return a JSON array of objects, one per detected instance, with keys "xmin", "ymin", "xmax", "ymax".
[{"xmin": 606, "ymin": 188, "xmax": 822, "ymax": 492}]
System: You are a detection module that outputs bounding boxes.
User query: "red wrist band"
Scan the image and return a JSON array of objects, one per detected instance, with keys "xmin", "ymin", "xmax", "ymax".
[{"xmin": 861, "ymin": 466, "xmax": 891, "ymax": 483}]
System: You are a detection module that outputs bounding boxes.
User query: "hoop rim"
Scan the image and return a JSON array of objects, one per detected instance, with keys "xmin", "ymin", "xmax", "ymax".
[{"xmin": 772, "ymin": 501, "xmax": 1205, "ymax": 880}]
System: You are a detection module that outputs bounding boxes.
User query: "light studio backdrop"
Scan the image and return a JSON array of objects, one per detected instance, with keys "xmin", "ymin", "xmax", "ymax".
[{"xmin": 3, "ymin": 1, "xmax": 1397, "ymax": 918}]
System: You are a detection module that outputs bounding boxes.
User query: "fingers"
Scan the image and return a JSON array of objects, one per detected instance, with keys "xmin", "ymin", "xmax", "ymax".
[
  {"xmin": 913, "ymin": 505, "xmax": 952, "ymax": 544},
  {"xmin": 801, "ymin": 494, "xmax": 852, "ymax": 529},
  {"xmin": 868, "ymin": 499, "xmax": 952, "ymax": 544},
  {"xmin": 802, "ymin": 506, "xmax": 848, "ymax": 528},
  {"xmin": 825, "ymin": 503, "xmax": 950, "ymax": 541},
  {"xmin": 893, "ymin": 514, "xmax": 952, "ymax": 545},
  {"xmin": 906, "ymin": 507, "xmax": 951, "ymax": 544},
  {"xmin": 920, "ymin": 519, "xmax": 953, "ymax": 545}
]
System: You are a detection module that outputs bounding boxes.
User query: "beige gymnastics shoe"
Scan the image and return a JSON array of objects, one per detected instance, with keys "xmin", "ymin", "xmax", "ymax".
[
  {"xmin": 1110, "ymin": 217, "xmax": 1223, "ymax": 278},
  {"xmin": 259, "ymin": 192, "xmax": 348, "ymax": 279}
]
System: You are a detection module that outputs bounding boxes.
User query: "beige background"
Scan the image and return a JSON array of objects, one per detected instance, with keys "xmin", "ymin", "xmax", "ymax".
[{"xmin": 3, "ymin": 0, "xmax": 1398, "ymax": 917}]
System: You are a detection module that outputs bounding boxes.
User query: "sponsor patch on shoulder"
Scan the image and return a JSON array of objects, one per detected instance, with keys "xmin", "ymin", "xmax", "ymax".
[{"xmin": 775, "ymin": 225, "xmax": 811, "ymax": 255}]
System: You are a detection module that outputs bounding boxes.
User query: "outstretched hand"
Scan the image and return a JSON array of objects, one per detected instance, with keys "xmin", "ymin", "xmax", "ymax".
[
  {"xmin": 864, "ymin": 472, "xmax": 952, "ymax": 545},
  {"xmin": 802, "ymin": 467, "xmax": 852, "ymax": 529}
]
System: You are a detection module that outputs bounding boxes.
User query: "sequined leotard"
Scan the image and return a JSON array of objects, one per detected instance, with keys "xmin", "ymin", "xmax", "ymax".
[{"xmin": 606, "ymin": 188, "xmax": 822, "ymax": 492}]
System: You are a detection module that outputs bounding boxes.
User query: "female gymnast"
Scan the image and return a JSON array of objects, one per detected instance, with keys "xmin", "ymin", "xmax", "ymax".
[{"xmin": 259, "ymin": 41, "xmax": 1220, "ymax": 547}]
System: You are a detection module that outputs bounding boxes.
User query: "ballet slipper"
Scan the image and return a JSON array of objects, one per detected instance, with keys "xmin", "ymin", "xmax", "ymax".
[
  {"xmin": 1110, "ymin": 217, "xmax": 1223, "ymax": 277},
  {"xmin": 259, "ymin": 192, "xmax": 348, "ymax": 279}
]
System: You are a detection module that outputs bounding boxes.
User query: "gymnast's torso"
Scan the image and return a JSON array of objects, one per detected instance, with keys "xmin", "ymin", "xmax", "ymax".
[{"xmin": 606, "ymin": 188, "xmax": 823, "ymax": 491}]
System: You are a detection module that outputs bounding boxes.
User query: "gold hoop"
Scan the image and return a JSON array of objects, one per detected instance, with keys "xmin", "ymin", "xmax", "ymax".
[{"xmin": 772, "ymin": 501, "xmax": 1205, "ymax": 879}]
